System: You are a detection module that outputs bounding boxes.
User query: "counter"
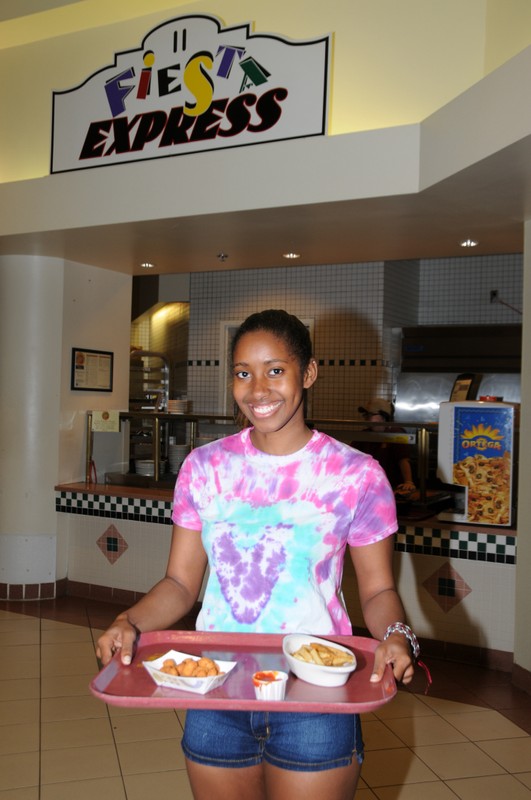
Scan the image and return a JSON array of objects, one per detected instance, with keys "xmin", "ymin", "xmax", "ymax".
[
  {"xmin": 55, "ymin": 482, "xmax": 516, "ymax": 563},
  {"xmin": 55, "ymin": 482, "xmax": 174, "ymax": 525},
  {"xmin": 55, "ymin": 481, "xmax": 517, "ymax": 665}
]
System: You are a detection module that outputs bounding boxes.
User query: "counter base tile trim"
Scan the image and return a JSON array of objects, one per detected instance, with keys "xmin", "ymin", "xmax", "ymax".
[
  {"xmin": 65, "ymin": 581, "xmax": 202, "ymax": 622},
  {"xmin": 66, "ymin": 579, "xmax": 144, "ymax": 606},
  {"xmin": 352, "ymin": 626, "xmax": 514, "ymax": 673},
  {"xmin": 396, "ymin": 525, "xmax": 516, "ymax": 564},
  {"xmin": 55, "ymin": 490, "xmax": 173, "ymax": 525},
  {"xmin": 421, "ymin": 636, "xmax": 513, "ymax": 672},
  {"xmin": 513, "ymin": 663, "xmax": 531, "ymax": 695},
  {"xmin": 0, "ymin": 577, "xmax": 66, "ymax": 602}
]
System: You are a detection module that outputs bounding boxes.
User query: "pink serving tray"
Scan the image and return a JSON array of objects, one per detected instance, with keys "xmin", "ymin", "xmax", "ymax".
[{"xmin": 90, "ymin": 631, "xmax": 396, "ymax": 713}]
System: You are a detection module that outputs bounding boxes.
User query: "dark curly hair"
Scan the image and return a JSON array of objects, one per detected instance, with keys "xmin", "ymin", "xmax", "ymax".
[{"xmin": 230, "ymin": 310, "xmax": 313, "ymax": 374}]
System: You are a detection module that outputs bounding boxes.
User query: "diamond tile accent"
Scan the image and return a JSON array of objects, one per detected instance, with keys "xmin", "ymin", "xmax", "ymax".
[
  {"xmin": 97, "ymin": 524, "xmax": 128, "ymax": 564},
  {"xmin": 423, "ymin": 562, "xmax": 472, "ymax": 612}
]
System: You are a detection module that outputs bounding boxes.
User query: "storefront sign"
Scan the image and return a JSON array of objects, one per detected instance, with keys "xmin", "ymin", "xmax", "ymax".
[{"xmin": 51, "ymin": 14, "xmax": 330, "ymax": 173}]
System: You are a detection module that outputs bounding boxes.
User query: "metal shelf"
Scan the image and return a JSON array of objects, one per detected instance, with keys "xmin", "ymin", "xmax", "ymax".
[{"xmin": 129, "ymin": 351, "xmax": 170, "ymax": 411}]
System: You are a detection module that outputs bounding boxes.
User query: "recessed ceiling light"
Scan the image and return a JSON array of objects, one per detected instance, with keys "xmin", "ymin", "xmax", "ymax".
[
  {"xmin": 283, "ymin": 251, "xmax": 301, "ymax": 259},
  {"xmin": 460, "ymin": 239, "xmax": 478, "ymax": 248},
  {"xmin": 140, "ymin": 261, "xmax": 155, "ymax": 269}
]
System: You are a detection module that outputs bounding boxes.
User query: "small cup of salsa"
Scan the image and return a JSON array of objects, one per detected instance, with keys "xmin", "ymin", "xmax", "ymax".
[{"xmin": 252, "ymin": 670, "xmax": 288, "ymax": 701}]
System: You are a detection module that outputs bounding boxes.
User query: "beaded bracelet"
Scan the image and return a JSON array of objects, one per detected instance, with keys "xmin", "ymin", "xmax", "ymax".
[{"xmin": 383, "ymin": 622, "xmax": 420, "ymax": 660}]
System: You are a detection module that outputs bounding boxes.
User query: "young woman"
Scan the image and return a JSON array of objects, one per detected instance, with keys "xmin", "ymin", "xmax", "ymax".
[{"xmin": 97, "ymin": 309, "xmax": 417, "ymax": 800}]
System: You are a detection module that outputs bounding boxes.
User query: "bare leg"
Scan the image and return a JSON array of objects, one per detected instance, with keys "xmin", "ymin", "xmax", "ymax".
[
  {"xmin": 264, "ymin": 758, "xmax": 361, "ymax": 800},
  {"xmin": 185, "ymin": 759, "xmax": 267, "ymax": 800},
  {"xmin": 185, "ymin": 757, "xmax": 361, "ymax": 800}
]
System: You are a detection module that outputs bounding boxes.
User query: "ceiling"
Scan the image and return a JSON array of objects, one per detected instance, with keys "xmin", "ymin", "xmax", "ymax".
[
  {"xmin": 1, "ymin": 4, "xmax": 530, "ymax": 275},
  {"xmin": 1, "ymin": 133, "xmax": 528, "ymax": 276},
  {"xmin": 0, "ymin": 0, "xmax": 79, "ymax": 22}
]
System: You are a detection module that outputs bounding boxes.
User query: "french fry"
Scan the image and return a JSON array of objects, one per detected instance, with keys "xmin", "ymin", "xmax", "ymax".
[
  {"xmin": 291, "ymin": 641, "xmax": 354, "ymax": 667},
  {"xmin": 297, "ymin": 645, "xmax": 316, "ymax": 663},
  {"xmin": 309, "ymin": 647, "xmax": 325, "ymax": 665}
]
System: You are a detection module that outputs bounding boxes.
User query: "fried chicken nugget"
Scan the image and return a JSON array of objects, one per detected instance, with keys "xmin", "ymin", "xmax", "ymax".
[
  {"xmin": 197, "ymin": 657, "xmax": 219, "ymax": 674},
  {"xmin": 160, "ymin": 658, "xmax": 179, "ymax": 675},
  {"xmin": 179, "ymin": 659, "xmax": 198, "ymax": 677},
  {"xmin": 159, "ymin": 654, "xmax": 222, "ymax": 678}
]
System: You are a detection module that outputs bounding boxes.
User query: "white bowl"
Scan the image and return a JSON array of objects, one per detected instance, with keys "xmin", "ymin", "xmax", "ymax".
[{"xmin": 282, "ymin": 634, "xmax": 357, "ymax": 687}]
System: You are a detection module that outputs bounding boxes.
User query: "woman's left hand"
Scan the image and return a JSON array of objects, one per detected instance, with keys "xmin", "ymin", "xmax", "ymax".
[{"xmin": 369, "ymin": 632, "xmax": 415, "ymax": 685}]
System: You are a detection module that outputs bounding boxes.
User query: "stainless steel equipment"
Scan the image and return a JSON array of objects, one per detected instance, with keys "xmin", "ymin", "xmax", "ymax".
[
  {"xmin": 129, "ymin": 350, "xmax": 170, "ymax": 411},
  {"xmin": 392, "ymin": 372, "xmax": 520, "ymax": 524},
  {"xmin": 394, "ymin": 372, "xmax": 521, "ymax": 424}
]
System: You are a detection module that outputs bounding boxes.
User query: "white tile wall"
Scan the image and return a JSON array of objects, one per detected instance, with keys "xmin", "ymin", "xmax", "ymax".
[
  {"xmin": 188, "ymin": 261, "xmax": 402, "ymax": 418},
  {"xmin": 418, "ymin": 253, "xmax": 522, "ymax": 324},
  {"xmin": 186, "ymin": 254, "xmax": 522, "ymax": 418},
  {"xmin": 64, "ymin": 514, "xmax": 172, "ymax": 594},
  {"xmin": 344, "ymin": 551, "xmax": 516, "ymax": 653},
  {"xmin": 131, "ymin": 302, "xmax": 190, "ymax": 399}
]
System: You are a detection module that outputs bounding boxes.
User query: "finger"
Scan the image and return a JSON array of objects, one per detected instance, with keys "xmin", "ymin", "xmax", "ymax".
[
  {"xmin": 369, "ymin": 651, "xmax": 387, "ymax": 683},
  {"xmin": 96, "ymin": 635, "xmax": 117, "ymax": 666},
  {"xmin": 370, "ymin": 640, "xmax": 414, "ymax": 684},
  {"xmin": 396, "ymin": 662, "xmax": 415, "ymax": 684},
  {"xmin": 119, "ymin": 630, "xmax": 138, "ymax": 665}
]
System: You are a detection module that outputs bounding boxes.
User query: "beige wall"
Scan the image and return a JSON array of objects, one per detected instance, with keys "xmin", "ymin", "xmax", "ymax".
[
  {"xmin": 514, "ymin": 222, "xmax": 531, "ymax": 674},
  {"xmin": 485, "ymin": 0, "xmax": 531, "ymax": 72},
  {"xmin": 0, "ymin": 256, "xmax": 63, "ymax": 536},
  {"xmin": 59, "ymin": 261, "xmax": 132, "ymax": 485},
  {"xmin": 2, "ymin": 0, "xmax": 530, "ymax": 182},
  {"xmin": 0, "ymin": 254, "xmax": 131, "ymax": 586}
]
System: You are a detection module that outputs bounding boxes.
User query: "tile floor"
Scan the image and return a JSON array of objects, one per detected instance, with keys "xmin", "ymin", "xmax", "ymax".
[{"xmin": 1, "ymin": 597, "xmax": 531, "ymax": 799}]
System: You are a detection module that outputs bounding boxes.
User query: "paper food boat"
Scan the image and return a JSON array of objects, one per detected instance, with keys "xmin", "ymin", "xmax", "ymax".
[{"xmin": 143, "ymin": 649, "xmax": 237, "ymax": 694}]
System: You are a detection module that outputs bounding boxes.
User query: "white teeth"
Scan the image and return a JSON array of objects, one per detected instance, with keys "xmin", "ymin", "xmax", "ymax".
[{"xmin": 252, "ymin": 403, "xmax": 279, "ymax": 416}]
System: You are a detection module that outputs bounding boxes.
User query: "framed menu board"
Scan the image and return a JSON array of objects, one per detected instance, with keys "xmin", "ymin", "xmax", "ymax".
[{"xmin": 71, "ymin": 348, "xmax": 113, "ymax": 392}]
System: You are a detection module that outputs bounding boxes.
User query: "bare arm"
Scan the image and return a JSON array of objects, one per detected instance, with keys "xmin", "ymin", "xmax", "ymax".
[
  {"xmin": 397, "ymin": 456, "xmax": 414, "ymax": 486},
  {"xmin": 349, "ymin": 536, "xmax": 415, "ymax": 684},
  {"xmin": 96, "ymin": 524, "xmax": 207, "ymax": 665}
]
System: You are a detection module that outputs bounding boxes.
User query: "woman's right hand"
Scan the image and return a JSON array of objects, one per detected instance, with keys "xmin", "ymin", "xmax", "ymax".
[{"xmin": 96, "ymin": 614, "xmax": 139, "ymax": 666}]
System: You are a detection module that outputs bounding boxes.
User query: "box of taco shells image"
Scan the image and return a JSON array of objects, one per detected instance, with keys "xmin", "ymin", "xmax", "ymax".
[{"xmin": 437, "ymin": 401, "xmax": 517, "ymax": 526}]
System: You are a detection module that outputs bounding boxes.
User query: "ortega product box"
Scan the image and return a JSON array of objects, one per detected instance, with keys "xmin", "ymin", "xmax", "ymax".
[{"xmin": 437, "ymin": 401, "xmax": 516, "ymax": 526}]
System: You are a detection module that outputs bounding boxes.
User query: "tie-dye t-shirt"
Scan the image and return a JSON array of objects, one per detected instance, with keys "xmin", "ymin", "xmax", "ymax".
[{"xmin": 172, "ymin": 427, "xmax": 397, "ymax": 635}]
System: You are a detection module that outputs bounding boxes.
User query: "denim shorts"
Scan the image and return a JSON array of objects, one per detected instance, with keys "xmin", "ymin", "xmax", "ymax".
[{"xmin": 181, "ymin": 709, "xmax": 364, "ymax": 772}]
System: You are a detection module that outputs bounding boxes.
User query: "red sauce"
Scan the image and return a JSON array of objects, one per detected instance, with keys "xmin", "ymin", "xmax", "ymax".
[{"xmin": 253, "ymin": 671, "xmax": 279, "ymax": 685}]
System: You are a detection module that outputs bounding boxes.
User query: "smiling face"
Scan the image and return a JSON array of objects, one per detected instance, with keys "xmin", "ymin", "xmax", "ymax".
[{"xmin": 232, "ymin": 329, "xmax": 318, "ymax": 455}]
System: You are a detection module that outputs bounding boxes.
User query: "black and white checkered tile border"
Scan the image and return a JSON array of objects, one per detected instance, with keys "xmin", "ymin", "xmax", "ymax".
[
  {"xmin": 396, "ymin": 525, "xmax": 516, "ymax": 564},
  {"xmin": 55, "ymin": 492, "xmax": 517, "ymax": 561},
  {"xmin": 55, "ymin": 491, "xmax": 173, "ymax": 525}
]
